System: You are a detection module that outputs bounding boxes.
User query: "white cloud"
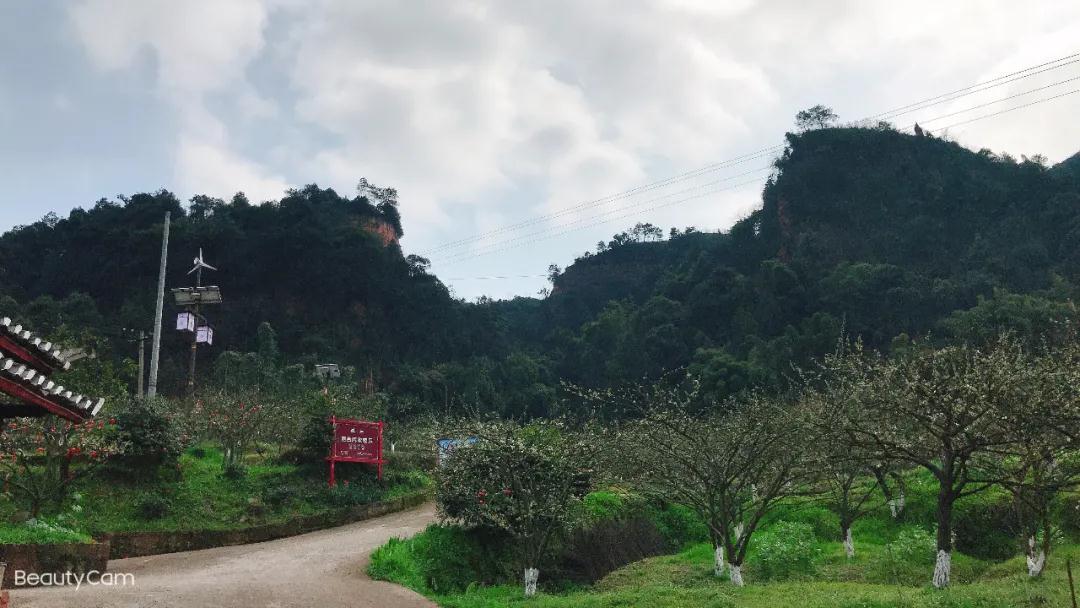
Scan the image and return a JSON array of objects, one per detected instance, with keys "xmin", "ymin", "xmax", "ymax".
[
  {"xmin": 175, "ymin": 137, "xmax": 288, "ymax": 203},
  {"xmin": 52, "ymin": 0, "xmax": 1080, "ymax": 297}
]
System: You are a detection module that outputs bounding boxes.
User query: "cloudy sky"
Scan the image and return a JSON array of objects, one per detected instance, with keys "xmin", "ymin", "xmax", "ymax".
[{"xmin": 2, "ymin": 1, "xmax": 1078, "ymax": 299}]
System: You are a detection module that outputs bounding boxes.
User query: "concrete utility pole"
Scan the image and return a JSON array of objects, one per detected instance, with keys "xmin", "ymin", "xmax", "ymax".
[
  {"xmin": 147, "ymin": 212, "xmax": 170, "ymax": 399},
  {"xmin": 137, "ymin": 330, "xmax": 146, "ymax": 399}
]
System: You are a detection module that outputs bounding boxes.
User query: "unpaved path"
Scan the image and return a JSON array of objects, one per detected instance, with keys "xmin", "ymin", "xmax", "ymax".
[{"xmin": 10, "ymin": 503, "xmax": 437, "ymax": 608}]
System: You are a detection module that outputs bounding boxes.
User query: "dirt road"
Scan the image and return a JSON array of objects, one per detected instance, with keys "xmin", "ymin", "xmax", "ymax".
[{"xmin": 10, "ymin": 503, "xmax": 437, "ymax": 608}]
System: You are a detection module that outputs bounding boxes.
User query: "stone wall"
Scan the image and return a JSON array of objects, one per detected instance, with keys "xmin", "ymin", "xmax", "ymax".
[
  {"xmin": 98, "ymin": 492, "xmax": 427, "ymax": 559},
  {"xmin": 0, "ymin": 542, "xmax": 111, "ymax": 588}
]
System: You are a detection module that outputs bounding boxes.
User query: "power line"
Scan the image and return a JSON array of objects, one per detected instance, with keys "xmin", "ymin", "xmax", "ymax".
[
  {"xmin": 929, "ymin": 87, "xmax": 1080, "ymax": 132},
  {"xmin": 866, "ymin": 59, "xmax": 1080, "ymax": 125},
  {"xmin": 909, "ymin": 74, "xmax": 1080, "ymax": 127},
  {"xmin": 439, "ymin": 177, "xmax": 769, "ymax": 267},
  {"xmin": 421, "ymin": 145, "xmax": 784, "ymax": 255},
  {"xmin": 865, "ymin": 52, "xmax": 1080, "ymax": 121},
  {"xmin": 437, "ymin": 82, "xmax": 1080, "ymax": 268},
  {"xmin": 423, "ymin": 51, "xmax": 1080, "ymax": 257},
  {"xmin": 436, "ymin": 165, "xmax": 774, "ymax": 264}
]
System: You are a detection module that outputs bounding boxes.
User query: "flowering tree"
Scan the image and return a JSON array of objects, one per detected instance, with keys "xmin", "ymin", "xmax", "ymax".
[
  {"xmin": 974, "ymin": 344, "xmax": 1080, "ymax": 577},
  {"xmin": 822, "ymin": 337, "xmax": 1033, "ymax": 588},
  {"xmin": 0, "ymin": 417, "xmax": 122, "ymax": 516},
  {"xmin": 585, "ymin": 382, "xmax": 817, "ymax": 586},
  {"xmin": 196, "ymin": 390, "xmax": 273, "ymax": 470},
  {"xmin": 435, "ymin": 418, "xmax": 597, "ymax": 597}
]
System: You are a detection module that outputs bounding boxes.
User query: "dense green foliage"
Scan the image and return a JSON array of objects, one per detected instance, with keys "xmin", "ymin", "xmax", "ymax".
[{"xmin": 2, "ymin": 127, "xmax": 1078, "ymax": 415}]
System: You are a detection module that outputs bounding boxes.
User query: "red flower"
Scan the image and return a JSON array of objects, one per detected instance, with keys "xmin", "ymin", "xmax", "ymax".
[
  {"xmin": 89, "ymin": 450, "xmax": 98, "ymax": 458},
  {"xmin": 503, "ymin": 488, "xmax": 513, "ymax": 497}
]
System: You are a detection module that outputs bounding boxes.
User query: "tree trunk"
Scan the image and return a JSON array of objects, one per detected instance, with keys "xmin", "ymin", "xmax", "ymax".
[
  {"xmin": 933, "ymin": 487, "xmax": 953, "ymax": 589},
  {"xmin": 729, "ymin": 563, "xmax": 744, "ymax": 586},
  {"xmin": 713, "ymin": 545, "xmax": 725, "ymax": 577},
  {"xmin": 523, "ymin": 568, "xmax": 539, "ymax": 597},
  {"xmin": 842, "ymin": 525, "xmax": 855, "ymax": 559},
  {"xmin": 1027, "ymin": 535, "xmax": 1046, "ymax": 578}
]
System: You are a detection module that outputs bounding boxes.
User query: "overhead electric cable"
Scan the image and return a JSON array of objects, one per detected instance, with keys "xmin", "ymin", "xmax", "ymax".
[
  {"xmin": 437, "ymin": 81, "xmax": 1079, "ymax": 267},
  {"xmin": 422, "ymin": 51, "xmax": 1080, "ymax": 257}
]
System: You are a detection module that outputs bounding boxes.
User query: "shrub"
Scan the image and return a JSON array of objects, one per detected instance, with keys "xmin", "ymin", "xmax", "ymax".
[
  {"xmin": 376, "ymin": 524, "xmax": 516, "ymax": 593},
  {"xmin": 582, "ymin": 491, "xmax": 629, "ymax": 521},
  {"xmin": 764, "ymin": 504, "xmax": 841, "ymax": 541},
  {"xmin": 134, "ymin": 494, "xmax": 171, "ymax": 520},
  {"xmin": 647, "ymin": 502, "xmax": 709, "ymax": 550},
  {"xmin": 1059, "ymin": 492, "xmax": 1080, "ymax": 539},
  {"xmin": 558, "ymin": 516, "xmax": 668, "ymax": 583},
  {"xmin": 867, "ymin": 525, "xmax": 939, "ymax": 585},
  {"xmin": 111, "ymin": 398, "xmax": 185, "ymax": 478},
  {"xmin": 885, "ymin": 526, "xmax": 936, "ymax": 564},
  {"xmin": 953, "ymin": 490, "xmax": 1017, "ymax": 559},
  {"xmin": 747, "ymin": 521, "xmax": 820, "ymax": 581}
]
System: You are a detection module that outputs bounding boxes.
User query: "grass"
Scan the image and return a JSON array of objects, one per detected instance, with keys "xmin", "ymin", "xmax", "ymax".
[
  {"xmin": 369, "ymin": 468, "xmax": 1080, "ymax": 607},
  {"xmin": 391, "ymin": 541, "xmax": 1080, "ymax": 608},
  {"xmin": 0, "ymin": 444, "xmax": 431, "ymax": 540}
]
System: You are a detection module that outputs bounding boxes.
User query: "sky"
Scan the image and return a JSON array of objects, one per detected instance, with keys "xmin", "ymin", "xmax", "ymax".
[{"xmin": 1, "ymin": 1, "xmax": 1078, "ymax": 300}]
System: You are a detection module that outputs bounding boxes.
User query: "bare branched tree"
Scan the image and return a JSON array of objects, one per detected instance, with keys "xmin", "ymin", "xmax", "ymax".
[{"xmin": 582, "ymin": 382, "xmax": 818, "ymax": 586}]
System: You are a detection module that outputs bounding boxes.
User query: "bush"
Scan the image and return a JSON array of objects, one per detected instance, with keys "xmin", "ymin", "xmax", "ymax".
[
  {"xmin": 953, "ymin": 490, "xmax": 1017, "ymax": 559},
  {"xmin": 373, "ymin": 524, "xmax": 516, "ymax": 593},
  {"xmin": 112, "ymin": 398, "xmax": 185, "ymax": 478},
  {"xmin": 582, "ymin": 491, "xmax": 629, "ymax": 520},
  {"xmin": 748, "ymin": 521, "xmax": 820, "ymax": 581},
  {"xmin": 884, "ymin": 526, "xmax": 936, "ymax": 564},
  {"xmin": 134, "ymin": 494, "xmax": 171, "ymax": 520},
  {"xmin": 1059, "ymin": 492, "xmax": 1080, "ymax": 540},
  {"xmin": 647, "ymin": 502, "xmax": 709, "ymax": 550},
  {"xmin": 558, "ymin": 516, "xmax": 668, "ymax": 583}
]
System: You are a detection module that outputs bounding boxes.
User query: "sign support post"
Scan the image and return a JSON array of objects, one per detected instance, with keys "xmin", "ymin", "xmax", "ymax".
[{"xmin": 327, "ymin": 416, "xmax": 385, "ymax": 487}]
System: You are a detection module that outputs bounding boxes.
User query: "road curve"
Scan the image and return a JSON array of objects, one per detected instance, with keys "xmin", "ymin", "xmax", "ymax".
[{"xmin": 11, "ymin": 503, "xmax": 438, "ymax": 608}]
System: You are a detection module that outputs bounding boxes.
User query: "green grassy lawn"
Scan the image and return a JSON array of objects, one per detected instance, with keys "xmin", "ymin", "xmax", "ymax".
[
  {"xmin": 0, "ymin": 445, "xmax": 430, "ymax": 542},
  {"xmin": 396, "ymin": 540, "xmax": 1079, "ymax": 608},
  {"xmin": 369, "ymin": 468, "xmax": 1080, "ymax": 608}
]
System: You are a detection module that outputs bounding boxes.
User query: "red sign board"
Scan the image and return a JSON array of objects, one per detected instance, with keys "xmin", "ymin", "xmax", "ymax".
[{"xmin": 327, "ymin": 416, "xmax": 384, "ymax": 486}]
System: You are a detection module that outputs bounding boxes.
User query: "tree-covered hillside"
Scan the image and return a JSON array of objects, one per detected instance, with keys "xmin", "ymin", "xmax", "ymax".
[
  {"xmin": 532, "ymin": 127, "xmax": 1079, "ymax": 398},
  {"xmin": 0, "ymin": 183, "xmax": 501, "ymax": 395},
  {"xmin": 1, "ymin": 126, "xmax": 1076, "ymax": 414}
]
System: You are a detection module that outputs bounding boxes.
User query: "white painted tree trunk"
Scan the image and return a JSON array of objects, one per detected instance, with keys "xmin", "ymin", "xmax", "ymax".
[
  {"xmin": 932, "ymin": 550, "xmax": 951, "ymax": 589},
  {"xmin": 888, "ymin": 492, "xmax": 906, "ymax": 518},
  {"xmin": 524, "ymin": 568, "xmax": 539, "ymax": 597},
  {"xmin": 842, "ymin": 526, "xmax": 854, "ymax": 559},
  {"xmin": 1026, "ymin": 536, "xmax": 1046, "ymax": 578},
  {"xmin": 729, "ymin": 564, "xmax": 744, "ymax": 586},
  {"xmin": 713, "ymin": 546, "xmax": 725, "ymax": 577}
]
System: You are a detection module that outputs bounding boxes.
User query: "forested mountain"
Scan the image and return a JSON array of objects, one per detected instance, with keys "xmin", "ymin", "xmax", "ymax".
[
  {"xmin": 533, "ymin": 127, "xmax": 1080, "ymax": 401},
  {"xmin": 0, "ymin": 184, "xmax": 502, "ymax": 395},
  {"xmin": 1, "ymin": 126, "xmax": 1077, "ymax": 416}
]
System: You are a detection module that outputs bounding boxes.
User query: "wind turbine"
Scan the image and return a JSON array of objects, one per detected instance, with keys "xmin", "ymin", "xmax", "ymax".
[{"xmin": 188, "ymin": 248, "xmax": 217, "ymax": 287}]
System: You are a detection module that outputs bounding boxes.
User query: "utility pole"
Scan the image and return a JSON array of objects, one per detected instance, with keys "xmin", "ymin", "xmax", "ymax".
[
  {"xmin": 187, "ymin": 263, "xmax": 203, "ymax": 394},
  {"xmin": 137, "ymin": 330, "xmax": 146, "ymax": 399},
  {"xmin": 147, "ymin": 212, "xmax": 170, "ymax": 399},
  {"xmin": 172, "ymin": 249, "xmax": 220, "ymax": 396}
]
